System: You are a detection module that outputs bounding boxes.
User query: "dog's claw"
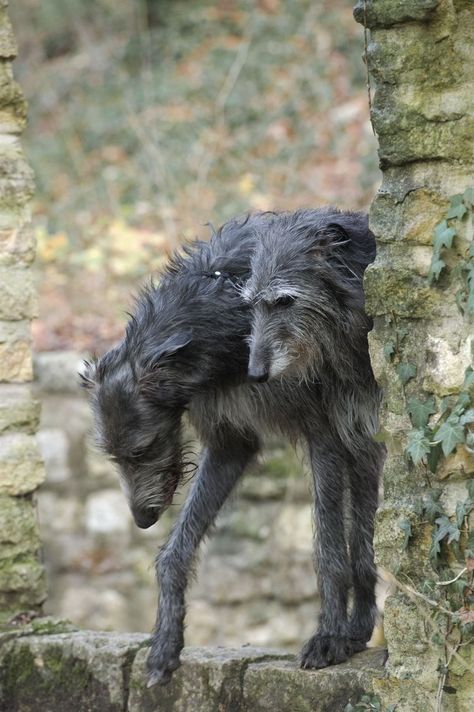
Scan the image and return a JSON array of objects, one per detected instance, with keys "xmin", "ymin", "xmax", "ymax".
[{"xmin": 146, "ymin": 669, "xmax": 171, "ymax": 688}]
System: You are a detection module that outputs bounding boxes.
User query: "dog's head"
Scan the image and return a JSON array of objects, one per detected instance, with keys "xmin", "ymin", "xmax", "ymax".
[
  {"xmin": 243, "ymin": 209, "xmax": 373, "ymax": 382},
  {"xmin": 81, "ymin": 331, "xmax": 194, "ymax": 529}
]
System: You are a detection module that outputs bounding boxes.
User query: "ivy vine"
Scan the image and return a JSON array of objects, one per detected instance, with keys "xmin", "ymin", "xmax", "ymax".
[
  {"xmin": 380, "ymin": 190, "xmax": 474, "ymax": 710},
  {"xmin": 428, "ymin": 187, "xmax": 474, "ymax": 315}
]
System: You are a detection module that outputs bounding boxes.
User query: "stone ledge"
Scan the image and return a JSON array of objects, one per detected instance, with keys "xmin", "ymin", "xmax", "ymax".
[{"xmin": 0, "ymin": 621, "xmax": 387, "ymax": 712}]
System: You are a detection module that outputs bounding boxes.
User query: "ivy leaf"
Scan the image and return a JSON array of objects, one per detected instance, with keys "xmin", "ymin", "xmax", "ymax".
[
  {"xmin": 464, "ymin": 366, "xmax": 474, "ymax": 388},
  {"xmin": 446, "ymin": 195, "xmax": 467, "ymax": 220},
  {"xmin": 463, "ymin": 186, "xmax": 474, "ymax": 207},
  {"xmin": 397, "ymin": 362, "xmax": 417, "ymax": 386},
  {"xmin": 460, "ymin": 408, "xmax": 474, "ymax": 425},
  {"xmin": 406, "ymin": 429, "xmax": 431, "ymax": 465},
  {"xmin": 396, "ymin": 327, "xmax": 408, "ymax": 343},
  {"xmin": 383, "ymin": 342, "xmax": 395, "ymax": 361},
  {"xmin": 440, "ymin": 396, "xmax": 450, "ymax": 415},
  {"xmin": 399, "ymin": 519, "xmax": 412, "ymax": 550},
  {"xmin": 434, "ymin": 516, "xmax": 461, "ymax": 546},
  {"xmin": 432, "ymin": 419, "xmax": 464, "ymax": 456},
  {"xmin": 433, "ymin": 221, "xmax": 456, "ymax": 253},
  {"xmin": 452, "ymin": 391, "xmax": 470, "ymax": 415},
  {"xmin": 430, "ymin": 516, "xmax": 461, "ymax": 565},
  {"xmin": 407, "ymin": 396, "xmax": 436, "ymax": 428},
  {"xmin": 423, "ymin": 489, "xmax": 444, "ymax": 524},
  {"xmin": 428, "ymin": 258, "xmax": 446, "ymax": 284}
]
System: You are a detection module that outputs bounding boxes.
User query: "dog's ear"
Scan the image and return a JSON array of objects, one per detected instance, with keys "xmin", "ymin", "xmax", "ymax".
[
  {"xmin": 149, "ymin": 330, "xmax": 193, "ymax": 367},
  {"xmin": 79, "ymin": 359, "xmax": 98, "ymax": 390},
  {"xmin": 307, "ymin": 222, "xmax": 351, "ymax": 259}
]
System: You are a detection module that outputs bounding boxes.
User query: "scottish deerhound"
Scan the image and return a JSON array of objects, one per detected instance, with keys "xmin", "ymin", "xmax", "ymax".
[{"xmin": 82, "ymin": 208, "xmax": 383, "ymax": 685}]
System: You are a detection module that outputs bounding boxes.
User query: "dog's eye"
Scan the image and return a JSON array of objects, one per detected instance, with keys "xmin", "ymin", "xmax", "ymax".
[{"xmin": 274, "ymin": 295, "xmax": 296, "ymax": 307}]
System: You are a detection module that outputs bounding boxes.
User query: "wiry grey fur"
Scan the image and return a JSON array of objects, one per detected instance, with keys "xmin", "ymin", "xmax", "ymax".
[{"xmin": 82, "ymin": 208, "xmax": 384, "ymax": 686}]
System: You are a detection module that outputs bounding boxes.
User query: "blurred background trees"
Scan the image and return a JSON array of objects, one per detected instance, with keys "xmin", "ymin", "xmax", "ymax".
[{"xmin": 11, "ymin": 0, "xmax": 378, "ymax": 354}]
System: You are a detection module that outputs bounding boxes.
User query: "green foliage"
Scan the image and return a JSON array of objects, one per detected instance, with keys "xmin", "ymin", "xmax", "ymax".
[
  {"xmin": 400, "ymin": 192, "xmax": 474, "ymax": 696},
  {"xmin": 428, "ymin": 188, "xmax": 474, "ymax": 315},
  {"xmin": 344, "ymin": 694, "xmax": 381, "ymax": 712},
  {"xmin": 429, "ymin": 516, "xmax": 461, "ymax": 566},
  {"xmin": 419, "ymin": 489, "xmax": 444, "ymax": 524},
  {"xmin": 406, "ymin": 429, "xmax": 431, "ymax": 465},
  {"xmin": 345, "ymin": 696, "xmax": 397, "ymax": 712},
  {"xmin": 405, "ymin": 367, "xmax": 474, "ymax": 469},
  {"xmin": 397, "ymin": 361, "xmax": 417, "ymax": 386},
  {"xmin": 433, "ymin": 418, "xmax": 465, "ymax": 457},
  {"xmin": 407, "ymin": 396, "xmax": 436, "ymax": 428}
]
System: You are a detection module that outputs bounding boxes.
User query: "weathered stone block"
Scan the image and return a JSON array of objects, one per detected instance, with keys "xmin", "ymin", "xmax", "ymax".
[
  {"xmin": 128, "ymin": 645, "xmax": 386, "ymax": 712},
  {"xmin": 0, "ymin": 152, "xmax": 35, "ymax": 208},
  {"xmin": 0, "ymin": 432, "xmax": 45, "ymax": 495},
  {"xmin": 34, "ymin": 351, "xmax": 87, "ymax": 393},
  {"xmin": 0, "ymin": 554, "xmax": 46, "ymax": 617},
  {"xmin": 353, "ymin": 0, "xmax": 438, "ymax": 30},
  {"xmin": 241, "ymin": 649, "xmax": 386, "ymax": 712},
  {"xmin": 374, "ymin": 503, "xmax": 431, "ymax": 576},
  {"xmin": 36, "ymin": 428, "xmax": 72, "ymax": 484},
  {"xmin": 0, "ymin": 268, "xmax": 37, "ymax": 320},
  {"xmin": 0, "ymin": 10, "xmax": 16, "ymax": 59},
  {"xmin": 367, "ymin": 24, "xmax": 464, "ymax": 88},
  {"xmin": 0, "ymin": 494, "xmax": 42, "ymax": 562},
  {"xmin": 370, "ymin": 187, "xmax": 447, "ymax": 246},
  {"xmin": 0, "ymin": 63, "xmax": 27, "ymax": 133},
  {"xmin": 0, "ymin": 220, "xmax": 35, "ymax": 265},
  {"xmin": 364, "ymin": 260, "xmax": 438, "ymax": 318},
  {"xmin": 422, "ymin": 333, "xmax": 472, "ymax": 396},
  {"xmin": 84, "ymin": 489, "xmax": 131, "ymax": 535},
  {"xmin": 0, "ymin": 632, "xmax": 387, "ymax": 712},
  {"xmin": 0, "ymin": 631, "xmax": 148, "ymax": 712},
  {"xmin": 0, "ymin": 319, "xmax": 32, "ymax": 381},
  {"xmin": 0, "ymin": 384, "xmax": 39, "ymax": 433}
]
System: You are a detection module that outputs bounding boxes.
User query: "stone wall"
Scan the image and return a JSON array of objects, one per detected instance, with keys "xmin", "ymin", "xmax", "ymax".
[
  {"xmin": 34, "ymin": 351, "xmax": 324, "ymax": 650},
  {"xmin": 0, "ymin": 620, "xmax": 386, "ymax": 712},
  {"xmin": 354, "ymin": 1, "xmax": 474, "ymax": 710},
  {"xmin": 0, "ymin": 0, "xmax": 46, "ymax": 623}
]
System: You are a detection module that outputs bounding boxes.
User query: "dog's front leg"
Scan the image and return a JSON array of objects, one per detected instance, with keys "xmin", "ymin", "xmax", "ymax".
[
  {"xmin": 146, "ymin": 431, "xmax": 259, "ymax": 686},
  {"xmin": 300, "ymin": 436, "xmax": 353, "ymax": 669}
]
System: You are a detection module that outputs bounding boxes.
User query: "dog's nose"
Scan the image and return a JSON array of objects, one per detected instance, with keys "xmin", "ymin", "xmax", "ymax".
[
  {"xmin": 248, "ymin": 366, "xmax": 269, "ymax": 383},
  {"xmin": 132, "ymin": 506, "xmax": 160, "ymax": 529}
]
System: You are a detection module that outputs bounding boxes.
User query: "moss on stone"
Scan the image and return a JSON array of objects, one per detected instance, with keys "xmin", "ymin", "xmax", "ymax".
[{"xmin": 365, "ymin": 262, "xmax": 440, "ymax": 318}]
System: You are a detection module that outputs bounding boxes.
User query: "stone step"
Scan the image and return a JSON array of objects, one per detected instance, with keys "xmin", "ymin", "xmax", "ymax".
[{"xmin": 0, "ymin": 621, "xmax": 386, "ymax": 712}]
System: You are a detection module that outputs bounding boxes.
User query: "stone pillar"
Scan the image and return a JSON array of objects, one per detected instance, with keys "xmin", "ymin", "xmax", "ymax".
[
  {"xmin": 354, "ymin": 1, "xmax": 474, "ymax": 711},
  {"xmin": 0, "ymin": 1, "xmax": 46, "ymax": 623}
]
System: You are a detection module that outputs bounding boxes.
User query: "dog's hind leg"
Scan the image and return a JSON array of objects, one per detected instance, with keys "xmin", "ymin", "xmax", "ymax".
[
  {"xmin": 147, "ymin": 427, "xmax": 259, "ymax": 686},
  {"xmin": 300, "ymin": 435, "xmax": 353, "ymax": 669}
]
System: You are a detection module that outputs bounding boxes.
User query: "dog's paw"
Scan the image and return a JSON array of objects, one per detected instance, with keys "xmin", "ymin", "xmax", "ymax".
[
  {"xmin": 299, "ymin": 634, "xmax": 365, "ymax": 669},
  {"xmin": 146, "ymin": 647, "xmax": 181, "ymax": 687}
]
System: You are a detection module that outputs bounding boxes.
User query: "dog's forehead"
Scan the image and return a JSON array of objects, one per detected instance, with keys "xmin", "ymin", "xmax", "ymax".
[
  {"xmin": 95, "ymin": 377, "xmax": 158, "ymax": 455},
  {"xmin": 244, "ymin": 250, "xmax": 300, "ymax": 304}
]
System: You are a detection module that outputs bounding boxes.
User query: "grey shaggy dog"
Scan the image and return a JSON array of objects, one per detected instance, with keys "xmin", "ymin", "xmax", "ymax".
[{"xmin": 82, "ymin": 208, "xmax": 384, "ymax": 686}]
